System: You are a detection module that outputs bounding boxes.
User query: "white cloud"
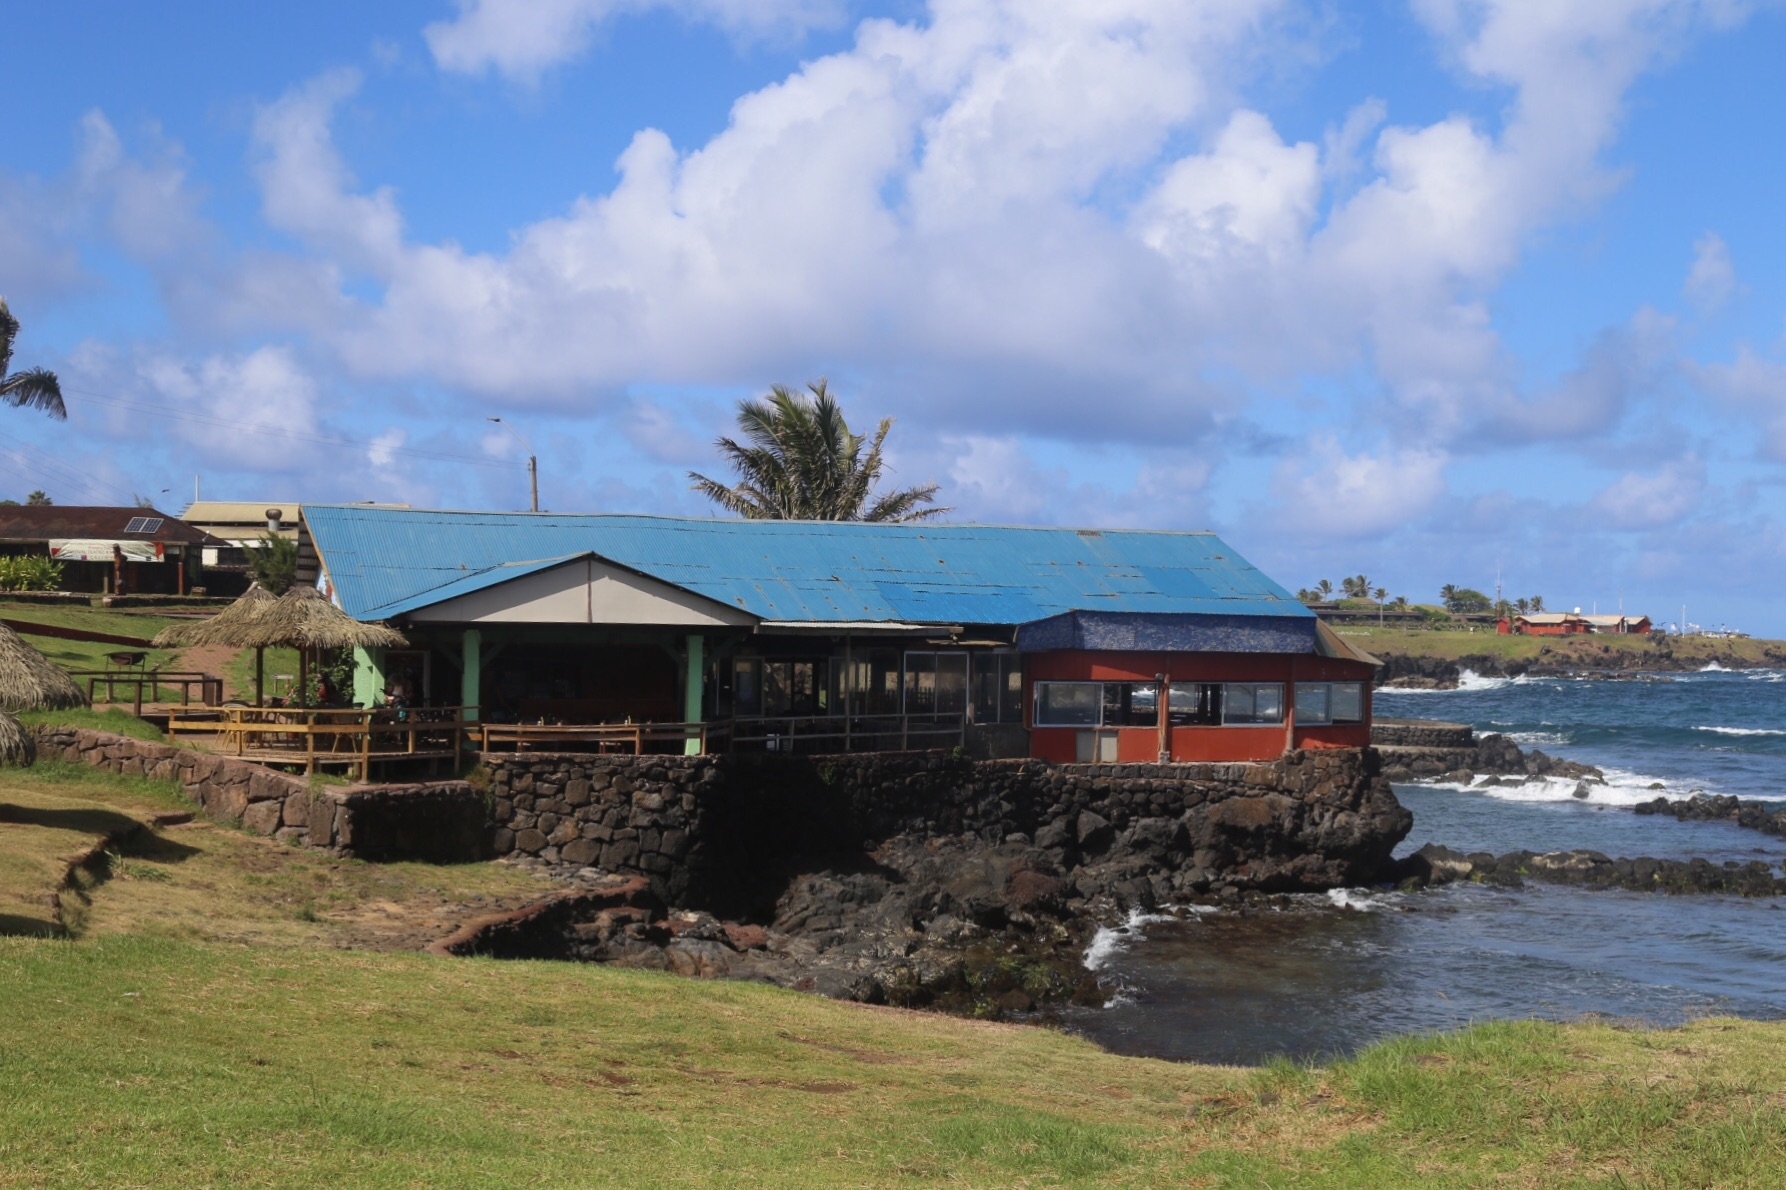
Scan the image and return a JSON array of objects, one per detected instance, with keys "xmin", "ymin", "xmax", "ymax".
[
  {"xmin": 1683, "ymin": 231, "xmax": 1737, "ymax": 312},
  {"xmin": 135, "ymin": 346, "xmax": 325, "ymax": 470},
  {"xmin": 1589, "ymin": 454, "xmax": 1706, "ymax": 529},
  {"xmin": 1266, "ymin": 439, "xmax": 1449, "ymax": 539},
  {"xmin": 424, "ymin": 0, "xmax": 847, "ymax": 80},
  {"xmin": 250, "ymin": 69, "xmax": 405, "ymax": 276}
]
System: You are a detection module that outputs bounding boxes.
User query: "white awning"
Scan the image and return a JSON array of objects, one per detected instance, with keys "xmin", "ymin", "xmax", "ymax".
[{"xmin": 48, "ymin": 539, "xmax": 167, "ymax": 562}]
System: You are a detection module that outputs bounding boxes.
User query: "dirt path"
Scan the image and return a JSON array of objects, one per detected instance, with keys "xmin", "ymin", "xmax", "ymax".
[{"xmin": 173, "ymin": 644, "xmax": 244, "ymax": 700}]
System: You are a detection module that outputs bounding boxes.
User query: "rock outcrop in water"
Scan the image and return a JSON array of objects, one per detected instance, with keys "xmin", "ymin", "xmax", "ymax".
[
  {"xmin": 1399, "ymin": 843, "xmax": 1786, "ymax": 896},
  {"xmin": 1633, "ymin": 793, "xmax": 1786, "ymax": 838},
  {"xmin": 1372, "ymin": 720, "xmax": 1603, "ymax": 785}
]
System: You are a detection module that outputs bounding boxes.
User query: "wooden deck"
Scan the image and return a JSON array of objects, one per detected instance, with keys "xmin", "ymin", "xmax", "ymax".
[{"xmin": 166, "ymin": 706, "xmax": 472, "ymax": 781}]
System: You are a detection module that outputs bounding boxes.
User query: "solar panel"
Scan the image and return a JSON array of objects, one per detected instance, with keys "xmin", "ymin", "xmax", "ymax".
[{"xmin": 123, "ymin": 516, "xmax": 163, "ymax": 534}]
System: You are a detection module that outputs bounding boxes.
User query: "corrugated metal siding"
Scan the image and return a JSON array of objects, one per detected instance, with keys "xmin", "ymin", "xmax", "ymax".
[{"xmin": 304, "ymin": 506, "xmax": 1312, "ymax": 627}]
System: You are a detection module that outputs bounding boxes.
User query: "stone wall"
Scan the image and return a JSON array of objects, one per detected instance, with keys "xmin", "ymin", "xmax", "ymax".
[
  {"xmin": 484, "ymin": 746, "xmax": 1409, "ymax": 912},
  {"xmin": 1371, "ymin": 718, "xmax": 1476, "ymax": 748},
  {"xmin": 30, "ymin": 727, "xmax": 487, "ymax": 863}
]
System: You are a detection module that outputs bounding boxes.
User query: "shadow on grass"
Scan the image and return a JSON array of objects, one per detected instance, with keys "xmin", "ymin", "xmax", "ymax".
[
  {"xmin": 0, "ymin": 913, "xmax": 61, "ymax": 938},
  {"xmin": 0, "ymin": 802, "xmax": 150, "ymax": 837}
]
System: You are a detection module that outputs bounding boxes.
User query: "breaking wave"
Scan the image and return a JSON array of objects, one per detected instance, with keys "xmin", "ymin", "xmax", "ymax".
[{"xmin": 1694, "ymin": 726, "xmax": 1786, "ymax": 737}]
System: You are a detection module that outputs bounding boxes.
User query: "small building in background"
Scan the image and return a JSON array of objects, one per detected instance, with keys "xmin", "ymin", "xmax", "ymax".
[
  {"xmin": 177, "ymin": 502, "xmax": 314, "ymax": 595},
  {"xmin": 1581, "ymin": 614, "xmax": 1652, "ymax": 635},
  {"xmin": 0, "ymin": 505, "xmax": 223, "ymax": 594}
]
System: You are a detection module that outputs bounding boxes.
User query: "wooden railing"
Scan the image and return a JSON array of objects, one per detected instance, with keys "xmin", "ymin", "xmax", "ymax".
[
  {"xmin": 165, "ymin": 705, "xmax": 472, "ymax": 780},
  {"xmin": 476, "ymin": 721, "xmax": 708, "ymax": 754},
  {"xmin": 719, "ymin": 712, "xmax": 967, "ymax": 755},
  {"xmin": 73, "ymin": 670, "xmax": 224, "ymax": 714}
]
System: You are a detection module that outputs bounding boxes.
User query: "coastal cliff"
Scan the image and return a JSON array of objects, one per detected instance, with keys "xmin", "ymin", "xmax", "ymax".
[{"xmin": 456, "ymin": 748, "xmax": 1412, "ymax": 1013}]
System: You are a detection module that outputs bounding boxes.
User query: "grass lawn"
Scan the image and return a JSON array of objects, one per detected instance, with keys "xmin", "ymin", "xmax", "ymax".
[
  {"xmin": 0, "ymin": 600, "xmax": 184, "ymax": 674},
  {"xmin": 1337, "ymin": 624, "xmax": 1786, "ymax": 668},
  {"xmin": 1, "ymin": 763, "xmax": 1784, "ymax": 1185}
]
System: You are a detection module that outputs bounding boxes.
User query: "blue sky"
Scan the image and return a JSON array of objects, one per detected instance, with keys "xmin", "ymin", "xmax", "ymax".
[{"xmin": 5, "ymin": 0, "xmax": 1786, "ymax": 633}]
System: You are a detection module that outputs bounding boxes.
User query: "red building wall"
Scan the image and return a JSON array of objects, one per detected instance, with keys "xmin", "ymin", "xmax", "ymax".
[{"xmin": 1023, "ymin": 650, "xmax": 1375, "ymax": 764}]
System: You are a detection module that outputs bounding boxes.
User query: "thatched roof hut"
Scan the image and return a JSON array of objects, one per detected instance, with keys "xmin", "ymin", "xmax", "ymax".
[
  {"xmin": 0, "ymin": 622, "xmax": 87, "ymax": 712},
  {"xmin": 0, "ymin": 710, "xmax": 34, "ymax": 767},
  {"xmin": 246, "ymin": 585, "xmax": 408, "ymax": 652},
  {"xmin": 151, "ymin": 582, "xmax": 279, "ymax": 649},
  {"xmin": 151, "ymin": 583, "xmax": 404, "ymax": 706}
]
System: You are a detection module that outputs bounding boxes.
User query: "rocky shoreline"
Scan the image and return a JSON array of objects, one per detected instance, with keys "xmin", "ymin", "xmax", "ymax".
[
  {"xmin": 432, "ymin": 729, "xmax": 1784, "ymax": 1019},
  {"xmin": 1375, "ymin": 643, "xmax": 1786, "ymax": 689},
  {"xmin": 1398, "ymin": 843, "xmax": 1786, "ymax": 896},
  {"xmin": 1633, "ymin": 793, "xmax": 1786, "ymax": 838}
]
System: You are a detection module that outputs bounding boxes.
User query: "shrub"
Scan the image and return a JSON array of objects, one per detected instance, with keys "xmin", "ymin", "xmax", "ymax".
[{"xmin": 0, "ymin": 554, "xmax": 64, "ymax": 591}]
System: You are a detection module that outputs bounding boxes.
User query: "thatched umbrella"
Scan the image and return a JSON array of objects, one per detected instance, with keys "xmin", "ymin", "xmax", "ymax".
[
  {"xmin": 153, "ymin": 583, "xmax": 405, "ymax": 707},
  {"xmin": 0, "ymin": 710, "xmax": 34, "ymax": 767},
  {"xmin": 239, "ymin": 586, "xmax": 406, "ymax": 707},
  {"xmin": 0, "ymin": 621, "xmax": 87, "ymax": 712},
  {"xmin": 153, "ymin": 582, "xmax": 281, "ymax": 705}
]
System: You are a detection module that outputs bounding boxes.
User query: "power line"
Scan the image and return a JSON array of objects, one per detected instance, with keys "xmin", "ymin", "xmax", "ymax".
[{"xmin": 60, "ymin": 386, "xmax": 524, "ymax": 471}]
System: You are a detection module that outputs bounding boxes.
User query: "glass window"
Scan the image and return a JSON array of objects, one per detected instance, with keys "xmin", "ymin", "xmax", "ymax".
[
  {"xmin": 1224, "ymin": 683, "xmax": 1284, "ymax": 725},
  {"xmin": 1034, "ymin": 681, "xmax": 1100, "ymax": 726},
  {"xmin": 972, "ymin": 653, "xmax": 1025, "ymax": 725},
  {"xmin": 1169, "ymin": 682, "xmax": 1223, "ymax": 726},
  {"xmin": 1295, "ymin": 682, "xmax": 1332, "ymax": 724},
  {"xmin": 1331, "ymin": 682, "xmax": 1364, "ymax": 722},
  {"xmin": 763, "ymin": 661, "xmax": 792, "ymax": 715},
  {"xmin": 1000, "ymin": 661, "xmax": 1023, "ymax": 723},
  {"xmin": 935, "ymin": 653, "xmax": 968, "ymax": 715},
  {"xmin": 733, "ymin": 658, "xmax": 761, "ymax": 716}
]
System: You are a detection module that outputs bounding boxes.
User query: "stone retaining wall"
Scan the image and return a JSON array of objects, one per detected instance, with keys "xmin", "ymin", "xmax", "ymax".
[
  {"xmin": 30, "ymin": 727, "xmax": 487, "ymax": 863},
  {"xmin": 1370, "ymin": 718, "xmax": 1476, "ymax": 748},
  {"xmin": 485, "ymin": 746, "xmax": 1409, "ymax": 911}
]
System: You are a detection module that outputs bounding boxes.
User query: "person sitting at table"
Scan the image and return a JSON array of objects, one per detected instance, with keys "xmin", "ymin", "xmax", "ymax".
[{"xmin": 383, "ymin": 678, "xmax": 410, "ymax": 721}]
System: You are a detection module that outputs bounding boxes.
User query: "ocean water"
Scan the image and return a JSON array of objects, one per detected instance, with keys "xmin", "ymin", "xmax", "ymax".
[{"xmin": 1064, "ymin": 668, "xmax": 1786, "ymax": 1066}]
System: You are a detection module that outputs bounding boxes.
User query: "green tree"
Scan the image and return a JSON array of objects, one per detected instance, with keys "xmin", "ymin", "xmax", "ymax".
[
  {"xmin": 1316, "ymin": 578, "xmax": 1334, "ymax": 600},
  {"xmin": 689, "ymin": 380, "xmax": 946, "ymax": 522},
  {"xmin": 1444, "ymin": 587, "xmax": 1493, "ymax": 614},
  {"xmin": 25, "ymin": 490, "xmax": 51, "ymax": 506},
  {"xmin": 247, "ymin": 532, "xmax": 299, "ymax": 594},
  {"xmin": 1, "ymin": 299, "xmax": 65, "ymax": 420},
  {"xmin": 1530, "ymin": 595, "xmax": 1545, "ymax": 612}
]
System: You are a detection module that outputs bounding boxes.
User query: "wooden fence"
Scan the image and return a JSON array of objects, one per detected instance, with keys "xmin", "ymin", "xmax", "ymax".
[{"xmin": 166, "ymin": 705, "xmax": 472, "ymax": 780}]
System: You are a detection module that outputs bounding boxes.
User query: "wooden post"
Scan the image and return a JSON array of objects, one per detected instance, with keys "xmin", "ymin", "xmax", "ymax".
[
  {"xmin": 255, "ymin": 646, "xmax": 265, "ymax": 708},
  {"xmin": 682, "ymin": 634, "xmax": 704, "ymax": 757},
  {"xmin": 1284, "ymin": 658, "xmax": 1296, "ymax": 756},
  {"xmin": 1156, "ymin": 671, "xmax": 1171, "ymax": 763},
  {"xmin": 461, "ymin": 628, "xmax": 481, "ymax": 722}
]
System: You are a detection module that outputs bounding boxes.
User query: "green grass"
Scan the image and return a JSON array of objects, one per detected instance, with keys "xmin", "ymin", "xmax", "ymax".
[
  {"xmin": 1339, "ymin": 624, "xmax": 1786, "ymax": 667},
  {"xmin": 3, "ymin": 771, "xmax": 1783, "ymax": 1186},
  {"xmin": 224, "ymin": 644, "xmax": 301, "ymax": 703},
  {"xmin": 0, "ymin": 600, "xmax": 184, "ymax": 675},
  {"xmin": 14, "ymin": 707, "xmax": 169, "ymax": 743}
]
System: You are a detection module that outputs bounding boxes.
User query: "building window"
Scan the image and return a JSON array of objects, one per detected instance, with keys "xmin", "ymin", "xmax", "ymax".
[
  {"xmin": 1168, "ymin": 682, "xmax": 1223, "ymax": 726},
  {"xmin": 904, "ymin": 651, "xmax": 968, "ymax": 715},
  {"xmin": 972, "ymin": 652, "xmax": 1024, "ymax": 725},
  {"xmin": 1295, "ymin": 682, "xmax": 1331, "ymax": 724},
  {"xmin": 1034, "ymin": 681, "xmax": 1101, "ymax": 726},
  {"xmin": 1293, "ymin": 681, "xmax": 1365, "ymax": 724},
  {"xmin": 1035, "ymin": 680, "xmax": 1291, "ymax": 728},
  {"xmin": 1222, "ymin": 683, "xmax": 1284, "ymax": 726}
]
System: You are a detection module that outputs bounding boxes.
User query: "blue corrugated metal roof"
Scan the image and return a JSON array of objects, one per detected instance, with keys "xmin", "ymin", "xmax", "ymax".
[{"xmin": 303, "ymin": 505, "xmax": 1313, "ymax": 627}]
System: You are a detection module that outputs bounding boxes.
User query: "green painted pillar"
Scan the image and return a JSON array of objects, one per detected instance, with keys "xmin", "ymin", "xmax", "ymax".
[
  {"xmin": 461, "ymin": 628, "xmax": 482, "ymax": 721},
  {"xmin": 352, "ymin": 645, "xmax": 386, "ymax": 709},
  {"xmin": 683, "ymin": 634, "xmax": 704, "ymax": 755}
]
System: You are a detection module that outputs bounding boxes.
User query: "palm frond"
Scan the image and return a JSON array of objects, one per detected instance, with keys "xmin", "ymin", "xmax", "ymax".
[
  {"xmin": 693, "ymin": 380, "xmax": 946, "ymax": 522},
  {"xmin": 0, "ymin": 369, "xmax": 64, "ymax": 418}
]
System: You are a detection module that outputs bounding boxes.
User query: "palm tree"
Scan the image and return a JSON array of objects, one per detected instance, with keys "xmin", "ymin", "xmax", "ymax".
[
  {"xmin": 689, "ymin": 380, "xmax": 946, "ymax": 522},
  {"xmin": 1315, "ymin": 578, "xmax": 1334, "ymax": 601},
  {"xmin": 1514, "ymin": 597, "xmax": 1530, "ymax": 615},
  {"xmin": 0, "ymin": 299, "xmax": 65, "ymax": 420},
  {"xmin": 1373, "ymin": 586, "xmax": 1388, "ymax": 627},
  {"xmin": 1440, "ymin": 584, "xmax": 1459, "ymax": 611},
  {"xmin": 1530, "ymin": 595, "xmax": 1545, "ymax": 612}
]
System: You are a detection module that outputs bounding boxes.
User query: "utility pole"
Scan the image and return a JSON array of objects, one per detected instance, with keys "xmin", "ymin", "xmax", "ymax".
[{"xmin": 487, "ymin": 417, "xmax": 539, "ymax": 512}]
